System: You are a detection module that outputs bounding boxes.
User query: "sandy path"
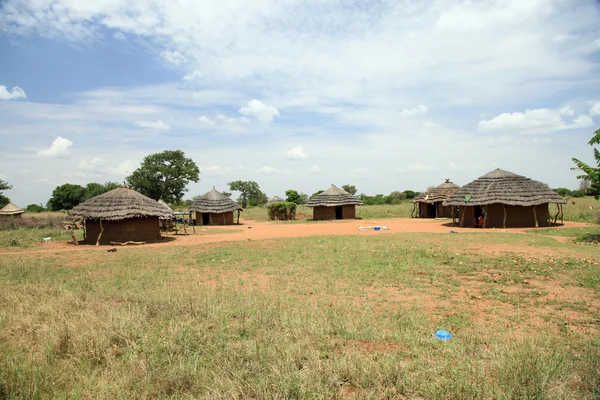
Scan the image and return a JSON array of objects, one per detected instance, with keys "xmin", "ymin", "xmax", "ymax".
[{"xmin": 0, "ymin": 218, "xmax": 592, "ymax": 256}]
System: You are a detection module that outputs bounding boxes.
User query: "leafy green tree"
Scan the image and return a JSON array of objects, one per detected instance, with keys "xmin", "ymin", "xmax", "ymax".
[
  {"xmin": 386, "ymin": 191, "xmax": 406, "ymax": 204},
  {"xmin": 403, "ymin": 190, "xmax": 419, "ymax": 199},
  {"xmin": 285, "ymin": 189, "xmax": 308, "ymax": 204},
  {"xmin": 126, "ymin": 150, "xmax": 200, "ymax": 203},
  {"xmin": 553, "ymin": 188, "xmax": 573, "ymax": 197},
  {"xmin": 341, "ymin": 184, "xmax": 357, "ymax": 195},
  {"xmin": 222, "ymin": 191, "xmax": 232, "ymax": 198},
  {"xmin": 84, "ymin": 182, "xmax": 119, "ymax": 200},
  {"xmin": 0, "ymin": 179, "xmax": 11, "ymax": 208},
  {"xmin": 47, "ymin": 183, "xmax": 86, "ymax": 210},
  {"xmin": 26, "ymin": 204, "xmax": 45, "ymax": 213},
  {"xmin": 310, "ymin": 190, "xmax": 324, "ymax": 199},
  {"xmin": 228, "ymin": 180, "xmax": 267, "ymax": 208},
  {"xmin": 572, "ymin": 128, "xmax": 600, "ymax": 199}
]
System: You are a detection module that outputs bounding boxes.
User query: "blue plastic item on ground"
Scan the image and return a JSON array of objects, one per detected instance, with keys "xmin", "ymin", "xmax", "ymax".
[
  {"xmin": 374, "ymin": 226, "xmax": 381, "ymax": 231},
  {"xmin": 434, "ymin": 330, "xmax": 452, "ymax": 340}
]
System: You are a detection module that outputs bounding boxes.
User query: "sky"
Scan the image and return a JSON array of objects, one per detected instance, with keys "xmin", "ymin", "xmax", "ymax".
[{"xmin": 0, "ymin": 0, "xmax": 599, "ymax": 207}]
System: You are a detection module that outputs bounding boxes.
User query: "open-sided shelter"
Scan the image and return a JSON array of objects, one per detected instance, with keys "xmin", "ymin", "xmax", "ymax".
[
  {"xmin": 189, "ymin": 188, "xmax": 242, "ymax": 225},
  {"xmin": 68, "ymin": 187, "xmax": 174, "ymax": 245},
  {"xmin": 264, "ymin": 196, "xmax": 284, "ymax": 207},
  {"xmin": 412, "ymin": 179, "xmax": 459, "ymax": 218},
  {"xmin": 306, "ymin": 185, "xmax": 362, "ymax": 220},
  {"xmin": 443, "ymin": 169, "xmax": 567, "ymax": 228}
]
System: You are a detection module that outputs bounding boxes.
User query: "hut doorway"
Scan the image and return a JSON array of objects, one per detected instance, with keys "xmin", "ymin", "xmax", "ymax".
[
  {"xmin": 201, "ymin": 213, "xmax": 210, "ymax": 225},
  {"xmin": 335, "ymin": 206, "xmax": 343, "ymax": 219},
  {"xmin": 475, "ymin": 206, "xmax": 484, "ymax": 227}
]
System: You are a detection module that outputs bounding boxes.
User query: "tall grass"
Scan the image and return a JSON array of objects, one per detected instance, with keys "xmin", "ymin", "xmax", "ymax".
[{"xmin": 0, "ymin": 233, "xmax": 598, "ymax": 398}]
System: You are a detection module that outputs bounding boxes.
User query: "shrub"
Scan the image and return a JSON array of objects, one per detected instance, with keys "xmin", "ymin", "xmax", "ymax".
[{"xmin": 267, "ymin": 202, "xmax": 296, "ymax": 221}]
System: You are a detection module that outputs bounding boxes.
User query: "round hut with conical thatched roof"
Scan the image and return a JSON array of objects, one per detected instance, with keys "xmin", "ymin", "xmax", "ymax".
[
  {"xmin": 264, "ymin": 196, "xmax": 284, "ymax": 207},
  {"xmin": 306, "ymin": 184, "xmax": 362, "ymax": 220},
  {"xmin": 412, "ymin": 179, "xmax": 460, "ymax": 218},
  {"xmin": 0, "ymin": 202, "xmax": 24, "ymax": 219},
  {"xmin": 443, "ymin": 169, "xmax": 567, "ymax": 228},
  {"xmin": 68, "ymin": 187, "xmax": 174, "ymax": 245},
  {"xmin": 189, "ymin": 188, "xmax": 242, "ymax": 225}
]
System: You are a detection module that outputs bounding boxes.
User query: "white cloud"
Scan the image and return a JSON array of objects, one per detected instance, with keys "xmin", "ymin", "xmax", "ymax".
[
  {"xmin": 201, "ymin": 165, "xmax": 226, "ymax": 176},
  {"xmin": 260, "ymin": 166, "xmax": 279, "ymax": 174},
  {"xmin": 308, "ymin": 165, "xmax": 321, "ymax": 174},
  {"xmin": 134, "ymin": 120, "xmax": 170, "ymax": 130},
  {"xmin": 0, "ymin": 85, "xmax": 27, "ymax": 100},
  {"xmin": 198, "ymin": 116, "xmax": 215, "ymax": 125},
  {"xmin": 78, "ymin": 157, "xmax": 103, "ymax": 170},
  {"xmin": 477, "ymin": 108, "xmax": 593, "ymax": 134},
  {"xmin": 108, "ymin": 160, "xmax": 138, "ymax": 177},
  {"xmin": 183, "ymin": 70, "xmax": 202, "ymax": 81},
  {"xmin": 239, "ymin": 99, "xmax": 280, "ymax": 123},
  {"xmin": 215, "ymin": 114, "xmax": 237, "ymax": 124},
  {"xmin": 287, "ymin": 146, "xmax": 308, "ymax": 160},
  {"xmin": 400, "ymin": 105, "xmax": 428, "ymax": 117},
  {"xmin": 590, "ymin": 101, "xmax": 600, "ymax": 116},
  {"xmin": 160, "ymin": 50, "xmax": 185, "ymax": 66},
  {"xmin": 113, "ymin": 32, "xmax": 125, "ymax": 40},
  {"xmin": 37, "ymin": 137, "xmax": 73, "ymax": 158},
  {"xmin": 396, "ymin": 163, "xmax": 439, "ymax": 173}
]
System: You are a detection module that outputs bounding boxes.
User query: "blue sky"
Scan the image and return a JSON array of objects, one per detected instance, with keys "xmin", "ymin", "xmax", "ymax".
[{"xmin": 1, "ymin": 0, "xmax": 599, "ymax": 206}]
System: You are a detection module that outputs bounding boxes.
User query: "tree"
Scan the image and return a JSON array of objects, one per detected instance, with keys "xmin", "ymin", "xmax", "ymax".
[
  {"xmin": 386, "ymin": 191, "xmax": 406, "ymax": 204},
  {"xmin": 403, "ymin": 190, "xmax": 419, "ymax": 199},
  {"xmin": 47, "ymin": 183, "xmax": 86, "ymax": 210},
  {"xmin": 0, "ymin": 179, "xmax": 11, "ymax": 208},
  {"xmin": 126, "ymin": 150, "xmax": 200, "ymax": 203},
  {"xmin": 310, "ymin": 190, "xmax": 324, "ymax": 199},
  {"xmin": 26, "ymin": 204, "xmax": 45, "ymax": 213},
  {"xmin": 285, "ymin": 189, "xmax": 308, "ymax": 204},
  {"xmin": 572, "ymin": 127, "xmax": 600, "ymax": 199},
  {"xmin": 553, "ymin": 188, "xmax": 573, "ymax": 197},
  {"xmin": 84, "ymin": 182, "xmax": 119, "ymax": 200},
  {"xmin": 228, "ymin": 180, "xmax": 267, "ymax": 208},
  {"xmin": 341, "ymin": 184, "xmax": 357, "ymax": 195},
  {"xmin": 222, "ymin": 191, "xmax": 232, "ymax": 198}
]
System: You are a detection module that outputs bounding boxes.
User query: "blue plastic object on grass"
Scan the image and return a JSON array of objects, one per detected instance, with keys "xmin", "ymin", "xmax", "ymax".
[{"xmin": 434, "ymin": 330, "xmax": 452, "ymax": 340}]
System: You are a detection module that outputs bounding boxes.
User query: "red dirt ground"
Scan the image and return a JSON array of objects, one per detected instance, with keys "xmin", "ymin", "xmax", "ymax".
[{"xmin": 0, "ymin": 218, "xmax": 593, "ymax": 256}]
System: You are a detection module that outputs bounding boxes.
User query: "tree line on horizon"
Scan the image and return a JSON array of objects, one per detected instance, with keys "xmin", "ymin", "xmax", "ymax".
[{"xmin": 1, "ymin": 127, "xmax": 599, "ymax": 212}]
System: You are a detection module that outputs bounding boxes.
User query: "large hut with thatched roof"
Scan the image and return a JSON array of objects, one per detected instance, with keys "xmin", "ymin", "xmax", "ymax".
[
  {"xmin": 412, "ymin": 179, "xmax": 460, "ymax": 218},
  {"xmin": 68, "ymin": 187, "xmax": 174, "ymax": 245},
  {"xmin": 0, "ymin": 202, "xmax": 24, "ymax": 228},
  {"xmin": 443, "ymin": 169, "xmax": 567, "ymax": 228},
  {"xmin": 189, "ymin": 188, "xmax": 242, "ymax": 225},
  {"xmin": 264, "ymin": 196, "xmax": 284, "ymax": 207},
  {"xmin": 306, "ymin": 185, "xmax": 362, "ymax": 220}
]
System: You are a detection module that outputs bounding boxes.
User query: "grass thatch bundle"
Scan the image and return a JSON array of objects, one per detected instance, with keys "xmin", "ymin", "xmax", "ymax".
[
  {"xmin": 190, "ymin": 188, "xmax": 243, "ymax": 213},
  {"xmin": 68, "ymin": 187, "xmax": 174, "ymax": 221},
  {"xmin": 306, "ymin": 185, "xmax": 362, "ymax": 207},
  {"xmin": 412, "ymin": 179, "xmax": 459, "ymax": 204},
  {"xmin": 443, "ymin": 169, "xmax": 567, "ymax": 207}
]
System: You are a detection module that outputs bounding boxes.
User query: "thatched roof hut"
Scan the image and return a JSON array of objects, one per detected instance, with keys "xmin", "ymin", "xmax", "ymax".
[
  {"xmin": 68, "ymin": 187, "xmax": 174, "ymax": 245},
  {"xmin": 158, "ymin": 199, "xmax": 173, "ymax": 212},
  {"xmin": 0, "ymin": 202, "xmax": 24, "ymax": 216},
  {"xmin": 189, "ymin": 188, "xmax": 242, "ymax": 225},
  {"xmin": 412, "ymin": 179, "xmax": 460, "ymax": 218},
  {"xmin": 264, "ymin": 196, "xmax": 284, "ymax": 207},
  {"xmin": 443, "ymin": 169, "xmax": 567, "ymax": 228},
  {"xmin": 306, "ymin": 185, "xmax": 362, "ymax": 220}
]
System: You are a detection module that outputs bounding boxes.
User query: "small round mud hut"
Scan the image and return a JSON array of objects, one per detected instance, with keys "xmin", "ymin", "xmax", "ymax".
[
  {"xmin": 189, "ymin": 188, "xmax": 242, "ymax": 225},
  {"xmin": 68, "ymin": 187, "xmax": 174, "ymax": 245},
  {"xmin": 264, "ymin": 196, "xmax": 284, "ymax": 207},
  {"xmin": 306, "ymin": 184, "xmax": 362, "ymax": 220},
  {"xmin": 411, "ymin": 179, "xmax": 459, "ymax": 218},
  {"xmin": 0, "ymin": 202, "xmax": 24, "ymax": 228},
  {"xmin": 443, "ymin": 169, "xmax": 567, "ymax": 228}
]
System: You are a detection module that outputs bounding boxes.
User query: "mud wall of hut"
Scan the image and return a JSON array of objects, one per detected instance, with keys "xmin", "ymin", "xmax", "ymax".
[
  {"xmin": 85, "ymin": 217, "xmax": 160, "ymax": 245},
  {"xmin": 459, "ymin": 204, "xmax": 550, "ymax": 228},
  {"xmin": 197, "ymin": 212, "xmax": 234, "ymax": 226},
  {"xmin": 437, "ymin": 204, "xmax": 455, "ymax": 218},
  {"xmin": 312, "ymin": 205, "xmax": 356, "ymax": 220}
]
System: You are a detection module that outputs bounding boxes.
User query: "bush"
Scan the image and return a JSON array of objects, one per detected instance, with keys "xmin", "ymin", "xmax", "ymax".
[
  {"xmin": 571, "ymin": 190, "xmax": 586, "ymax": 198},
  {"xmin": 267, "ymin": 202, "xmax": 296, "ymax": 221},
  {"xmin": 26, "ymin": 204, "xmax": 45, "ymax": 213}
]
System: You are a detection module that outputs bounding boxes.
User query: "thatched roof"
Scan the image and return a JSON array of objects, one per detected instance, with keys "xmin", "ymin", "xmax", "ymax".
[
  {"xmin": 158, "ymin": 199, "xmax": 173, "ymax": 212},
  {"xmin": 68, "ymin": 187, "xmax": 174, "ymax": 221},
  {"xmin": 0, "ymin": 202, "xmax": 24, "ymax": 215},
  {"xmin": 306, "ymin": 185, "xmax": 362, "ymax": 207},
  {"xmin": 189, "ymin": 188, "xmax": 242, "ymax": 213},
  {"xmin": 443, "ymin": 169, "xmax": 567, "ymax": 207},
  {"xmin": 412, "ymin": 179, "xmax": 460, "ymax": 204},
  {"xmin": 264, "ymin": 196, "xmax": 284, "ymax": 207}
]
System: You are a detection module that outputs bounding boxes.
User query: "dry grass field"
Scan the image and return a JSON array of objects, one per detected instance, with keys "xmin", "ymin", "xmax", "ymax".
[{"xmin": 0, "ymin": 217, "xmax": 599, "ymax": 398}]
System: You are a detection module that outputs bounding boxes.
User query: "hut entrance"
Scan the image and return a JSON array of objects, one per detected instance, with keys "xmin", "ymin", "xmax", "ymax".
[
  {"xmin": 475, "ymin": 206, "xmax": 484, "ymax": 227},
  {"xmin": 201, "ymin": 213, "xmax": 210, "ymax": 225},
  {"xmin": 335, "ymin": 206, "xmax": 343, "ymax": 219}
]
